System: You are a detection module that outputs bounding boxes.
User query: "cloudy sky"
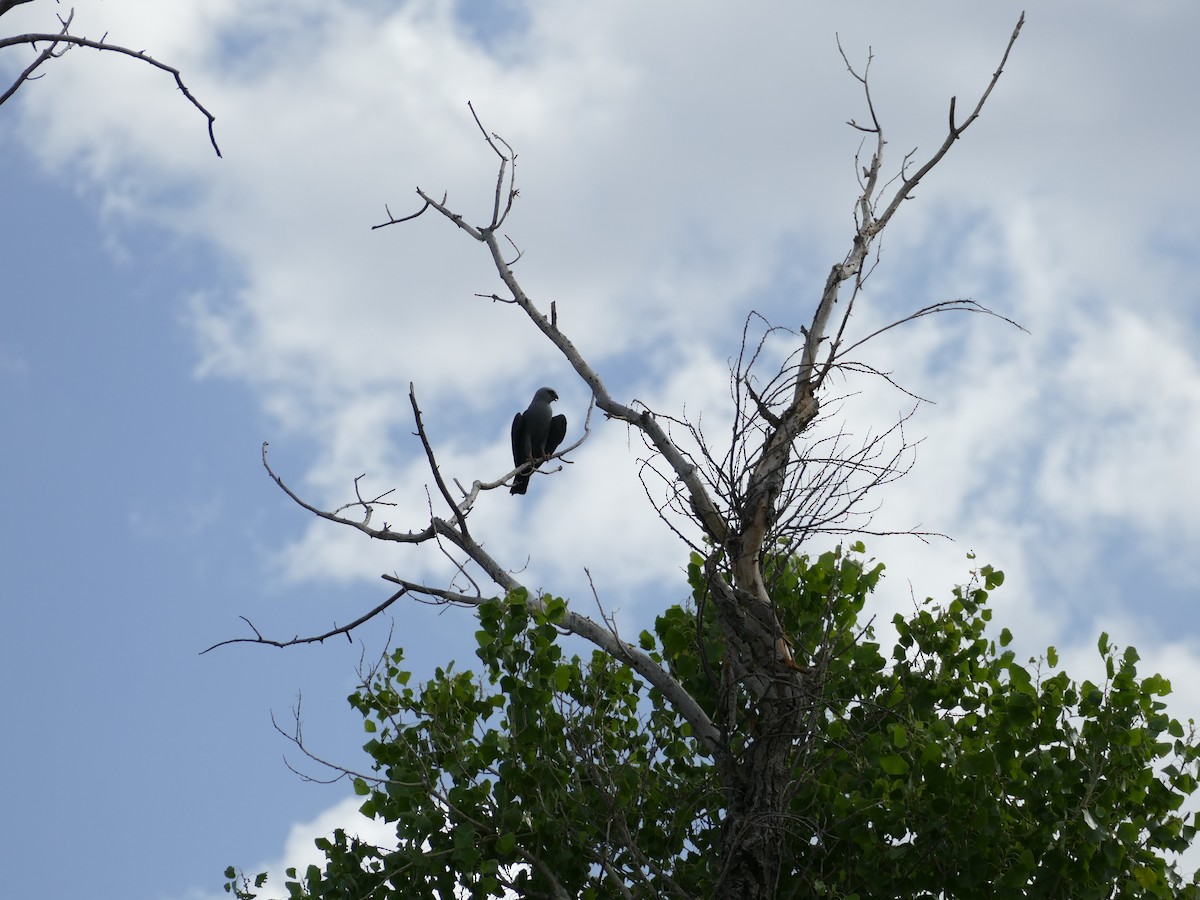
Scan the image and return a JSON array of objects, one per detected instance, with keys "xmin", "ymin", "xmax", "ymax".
[{"xmin": 3, "ymin": 1, "xmax": 1199, "ymax": 897}]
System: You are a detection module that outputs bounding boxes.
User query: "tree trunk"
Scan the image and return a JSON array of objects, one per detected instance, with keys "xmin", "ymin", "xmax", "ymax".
[
  {"xmin": 708, "ymin": 566, "xmax": 809, "ymax": 900},
  {"xmin": 716, "ymin": 710, "xmax": 799, "ymax": 898}
]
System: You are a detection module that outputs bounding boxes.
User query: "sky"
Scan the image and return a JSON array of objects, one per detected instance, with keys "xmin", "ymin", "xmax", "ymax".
[{"xmin": 2, "ymin": 1, "xmax": 1199, "ymax": 897}]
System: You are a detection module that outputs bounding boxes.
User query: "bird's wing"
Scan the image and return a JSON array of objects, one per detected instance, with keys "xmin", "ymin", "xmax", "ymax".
[
  {"xmin": 546, "ymin": 414, "xmax": 567, "ymax": 457},
  {"xmin": 511, "ymin": 412, "xmax": 528, "ymax": 467}
]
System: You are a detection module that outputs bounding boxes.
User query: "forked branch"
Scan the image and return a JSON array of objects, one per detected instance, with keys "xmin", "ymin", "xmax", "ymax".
[{"xmin": 749, "ymin": 13, "xmax": 1025, "ymax": 560}]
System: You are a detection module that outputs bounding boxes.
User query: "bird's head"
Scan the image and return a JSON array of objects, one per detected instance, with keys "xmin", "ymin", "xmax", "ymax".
[{"xmin": 534, "ymin": 387, "xmax": 559, "ymax": 403}]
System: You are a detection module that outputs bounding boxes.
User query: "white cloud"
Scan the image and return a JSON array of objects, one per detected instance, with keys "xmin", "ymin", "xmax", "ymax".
[{"xmin": 179, "ymin": 795, "xmax": 396, "ymax": 900}]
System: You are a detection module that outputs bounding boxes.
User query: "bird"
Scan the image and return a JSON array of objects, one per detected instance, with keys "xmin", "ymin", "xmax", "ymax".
[{"xmin": 510, "ymin": 387, "xmax": 567, "ymax": 495}]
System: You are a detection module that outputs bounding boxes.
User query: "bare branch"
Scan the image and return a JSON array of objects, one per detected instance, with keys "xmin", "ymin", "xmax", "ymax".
[
  {"xmin": 270, "ymin": 699, "xmax": 409, "ymax": 787},
  {"xmin": 416, "ymin": 186, "xmax": 488, "ymax": 240},
  {"xmin": 835, "ymin": 297, "xmax": 1028, "ymax": 363},
  {"xmin": 370, "ymin": 196, "xmax": 433, "ymax": 230},
  {"xmin": 332, "ymin": 474, "xmax": 396, "ymax": 522},
  {"xmin": 871, "ymin": 12, "xmax": 1024, "ymax": 234},
  {"xmin": 0, "ymin": 15, "xmax": 222, "ymax": 156},
  {"xmin": 199, "ymin": 589, "xmax": 408, "ymax": 655},
  {"xmin": 468, "ymin": 100, "xmax": 519, "ymax": 231},
  {"xmin": 260, "ymin": 441, "xmax": 436, "ymax": 543},
  {"xmin": 409, "ymin": 382, "xmax": 470, "ymax": 535}
]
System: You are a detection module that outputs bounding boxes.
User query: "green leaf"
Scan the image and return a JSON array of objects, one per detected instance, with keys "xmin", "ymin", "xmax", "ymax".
[
  {"xmin": 1143, "ymin": 673, "xmax": 1171, "ymax": 697},
  {"xmin": 554, "ymin": 664, "xmax": 572, "ymax": 691},
  {"xmin": 879, "ymin": 754, "xmax": 909, "ymax": 775},
  {"xmin": 543, "ymin": 594, "xmax": 567, "ymax": 622}
]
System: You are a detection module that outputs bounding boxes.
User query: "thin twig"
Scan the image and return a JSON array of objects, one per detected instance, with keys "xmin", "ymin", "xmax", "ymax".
[
  {"xmin": 200, "ymin": 589, "xmax": 408, "ymax": 654},
  {"xmin": 409, "ymin": 382, "xmax": 470, "ymax": 535}
]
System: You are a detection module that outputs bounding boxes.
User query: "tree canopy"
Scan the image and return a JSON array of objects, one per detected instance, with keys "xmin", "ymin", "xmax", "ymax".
[{"xmin": 227, "ymin": 546, "xmax": 1200, "ymax": 898}]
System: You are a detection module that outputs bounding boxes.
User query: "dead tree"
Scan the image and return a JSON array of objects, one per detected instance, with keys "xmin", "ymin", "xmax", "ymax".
[
  {"xmin": 0, "ymin": 1, "xmax": 220, "ymax": 156},
  {"xmin": 215, "ymin": 14, "xmax": 1025, "ymax": 899}
]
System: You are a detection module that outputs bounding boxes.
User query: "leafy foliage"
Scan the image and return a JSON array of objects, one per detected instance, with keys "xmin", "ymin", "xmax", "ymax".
[{"xmin": 225, "ymin": 548, "xmax": 1200, "ymax": 898}]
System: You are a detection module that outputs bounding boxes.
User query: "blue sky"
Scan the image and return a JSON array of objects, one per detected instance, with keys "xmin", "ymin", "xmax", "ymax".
[{"xmin": 2, "ymin": 2, "xmax": 1200, "ymax": 898}]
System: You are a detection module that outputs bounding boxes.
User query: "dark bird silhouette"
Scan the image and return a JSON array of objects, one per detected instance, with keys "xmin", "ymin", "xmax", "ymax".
[{"xmin": 510, "ymin": 387, "xmax": 567, "ymax": 495}]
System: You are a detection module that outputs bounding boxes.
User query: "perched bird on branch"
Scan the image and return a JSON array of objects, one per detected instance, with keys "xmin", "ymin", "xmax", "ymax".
[{"xmin": 510, "ymin": 387, "xmax": 567, "ymax": 495}]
